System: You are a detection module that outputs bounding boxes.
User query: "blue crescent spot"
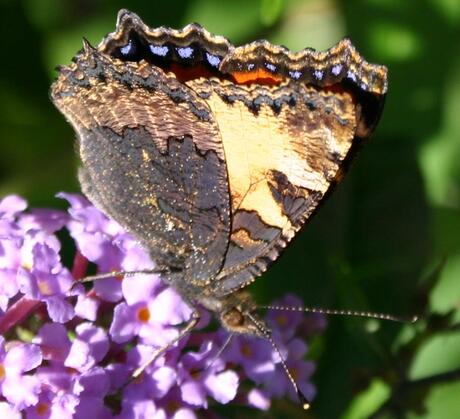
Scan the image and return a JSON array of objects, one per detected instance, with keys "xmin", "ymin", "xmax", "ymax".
[
  {"xmin": 289, "ymin": 70, "xmax": 302, "ymax": 80},
  {"xmin": 177, "ymin": 47, "xmax": 194, "ymax": 59},
  {"xmin": 150, "ymin": 45, "xmax": 169, "ymax": 57},
  {"xmin": 205, "ymin": 52, "xmax": 221, "ymax": 68},
  {"xmin": 313, "ymin": 70, "xmax": 324, "ymax": 80},
  {"xmin": 265, "ymin": 62, "xmax": 277, "ymax": 72},
  {"xmin": 331, "ymin": 64, "xmax": 342, "ymax": 76},
  {"xmin": 120, "ymin": 40, "xmax": 135, "ymax": 56}
]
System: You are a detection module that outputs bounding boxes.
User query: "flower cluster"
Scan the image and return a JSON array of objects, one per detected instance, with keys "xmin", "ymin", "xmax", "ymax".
[{"xmin": 0, "ymin": 194, "xmax": 325, "ymax": 418}]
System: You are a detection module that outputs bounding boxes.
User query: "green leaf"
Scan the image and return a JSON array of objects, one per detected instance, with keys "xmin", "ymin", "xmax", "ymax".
[{"xmin": 342, "ymin": 379, "xmax": 391, "ymax": 419}]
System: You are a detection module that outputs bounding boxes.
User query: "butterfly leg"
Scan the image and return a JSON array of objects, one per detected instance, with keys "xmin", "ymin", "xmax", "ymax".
[
  {"xmin": 77, "ymin": 268, "xmax": 177, "ymax": 283},
  {"xmin": 132, "ymin": 309, "xmax": 201, "ymax": 379}
]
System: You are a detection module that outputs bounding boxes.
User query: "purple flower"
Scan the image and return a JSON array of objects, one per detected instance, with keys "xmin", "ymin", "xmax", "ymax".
[
  {"xmin": 266, "ymin": 294, "xmax": 305, "ymax": 341},
  {"xmin": 0, "ymin": 401, "xmax": 21, "ymax": 419},
  {"xmin": 34, "ymin": 323, "xmax": 71, "ymax": 363},
  {"xmin": 65, "ymin": 323, "xmax": 109, "ymax": 372},
  {"xmin": 59, "ymin": 193, "xmax": 126, "ymax": 302},
  {"xmin": 246, "ymin": 388, "xmax": 270, "ymax": 410},
  {"xmin": 123, "ymin": 345, "xmax": 177, "ymax": 399},
  {"xmin": 151, "ymin": 387, "xmax": 198, "ymax": 419},
  {"xmin": 0, "ymin": 200, "xmax": 26, "ymax": 312},
  {"xmin": 178, "ymin": 341, "xmax": 239, "ymax": 407},
  {"xmin": 73, "ymin": 367, "xmax": 112, "ymax": 419},
  {"xmin": 18, "ymin": 208, "xmax": 68, "ymax": 234},
  {"xmin": 24, "ymin": 385, "xmax": 79, "ymax": 418},
  {"xmin": 58, "ymin": 192, "xmax": 154, "ymax": 303},
  {"xmin": 225, "ymin": 334, "xmax": 277, "ymax": 383},
  {"xmin": 0, "ymin": 336, "xmax": 42, "ymax": 409},
  {"xmin": 116, "ymin": 400, "xmax": 159, "ymax": 419},
  {"xmin": 264, "ymin": 338, "xmax": 316, "ymax": 402},
  {"xmin": 74, "ymin": 289, "xmax": 100, "ymax": 321},
  {"xmin": 17, "ymin": 233, "xmax": 74, "ymax": 322},
  {"xmin": 0, "ymin": 194, "xmax": 323, "ymax": 416},
  {"xmin": 0, "ymin": 227, "xmax": 21, "ymax": 312},
  {"xmin": 0, "ymin": 195, "xmax": 27, "ymax": 219},
  {"xmin": 29, "ymin": 364, "xmax": 111, "ymax": 418},
  {"xmin": 110, "ymin": 274, "xmax": 191, "ymax": 348}
]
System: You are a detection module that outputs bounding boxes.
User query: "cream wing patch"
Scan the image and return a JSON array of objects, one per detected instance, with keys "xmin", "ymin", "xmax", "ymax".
[{"xmin": 203, "ymin": 85, "xmax": 357, "ymax": 231}]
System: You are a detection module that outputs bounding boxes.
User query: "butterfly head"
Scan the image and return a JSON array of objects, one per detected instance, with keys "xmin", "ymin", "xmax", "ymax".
[{"xmin": 197, "ymin": 289, "xmax": 268, "ymax": 337}]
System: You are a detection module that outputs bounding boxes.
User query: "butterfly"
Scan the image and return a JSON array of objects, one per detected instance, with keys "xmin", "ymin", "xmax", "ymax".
[{"xmin": 51, "ymin": 9, "xmax": 387, "ymax": 406}]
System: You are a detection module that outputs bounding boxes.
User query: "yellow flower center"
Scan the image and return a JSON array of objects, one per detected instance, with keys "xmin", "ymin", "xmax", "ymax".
[
  {"xmin": 36, "ymin": 402, "xmax": 50, "ymax": 416},
  {"xmin": 276, "ymin": 314, "xmax": 288, "ymax": 327},
  {"xmin": 241, "ymin": 343, "xmax": 252, "ymax": 358},
  {"xmin": 190, "ymin": 369, "xmax": 202, "ymax": 380},
  {"xmin": 137, "ymin": 306, "xmax": 150, "ymax": 323},
  {"xmin": 0, "ymin": 363, "xmax": 5, "ymax": 380},
  {"xmin": 37, "ymin": 278, "xmax": 53, "ymax": 296},
  {"xmin": 21, "ymin": 261, "xmax": 33, "ymax": 271},
  {"xmin": 166, "ymin": 400, "xmax": 180, "ymax": 414}
]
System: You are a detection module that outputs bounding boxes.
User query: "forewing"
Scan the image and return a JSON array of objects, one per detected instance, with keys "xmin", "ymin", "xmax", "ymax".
[{"xmin": 51, "ymin": 49, "xmax": 231, "ymax": 285}]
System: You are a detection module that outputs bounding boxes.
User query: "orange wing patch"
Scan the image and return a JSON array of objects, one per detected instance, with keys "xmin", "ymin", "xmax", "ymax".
[{"xmin": 231, "ymin": 69, "xmax": 283, "ymax": 85}]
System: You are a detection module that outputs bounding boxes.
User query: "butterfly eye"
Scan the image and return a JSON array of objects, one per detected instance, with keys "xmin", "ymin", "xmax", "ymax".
[{"xmin": 222, "ymin": 308, "xmax": 245, "ymax": 328}]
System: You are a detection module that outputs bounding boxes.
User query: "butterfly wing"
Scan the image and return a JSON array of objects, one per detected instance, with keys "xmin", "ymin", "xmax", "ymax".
[
  {"xmin": 188, "ymin": 78, "xmax": 385, "ymax": 295},
  {"xmin": 51, "ymin": 48, "xmax": 231, "ymax": 286}
]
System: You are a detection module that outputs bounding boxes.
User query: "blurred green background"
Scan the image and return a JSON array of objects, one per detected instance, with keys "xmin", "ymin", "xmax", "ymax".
[{"xmin": 1, "ymin": 0, "xmax": 459, "ymax": 418}]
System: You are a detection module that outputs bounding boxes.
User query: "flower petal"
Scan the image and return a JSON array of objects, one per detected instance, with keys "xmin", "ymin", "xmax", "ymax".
[
  {"xmin": 247, "ymin": 388, "xmax": 270, "ymax": 410},
  {"xmin": 110, "ymin": 303, "xmax": 138, "ymax": 343},
  {"xmin": 5, "ymin": 343, "xmax": 42, "ymax": 374},
  {"xmin": 2, "ymin": 375, "xmax": 40, "ymax": 409},
  {"xmin": 0, "ymin": 196, "xmax": 27, "ymax": 219},
  {"xmin": 45, "ymin": 296, "xmax": 75, "ymax": 323},
  {"xmin": 180, "ymin": 381, "xmax": 207, "ymax": 407},
  {"xmin": 34, "ymin": 323, "xmax": 71, "ymax": 362},
  {"xmin": 204, "ymin": 370, "xmax": 239, "ymax": 404},
  {"xmin": 0, "ymin": 401, "xmax": 21, "ymax": 419}
]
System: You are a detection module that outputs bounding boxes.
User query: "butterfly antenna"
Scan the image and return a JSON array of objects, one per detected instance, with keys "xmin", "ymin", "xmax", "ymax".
[
  {"xmin": 132, "ymin": 310, "xmax": 200, "ymax": 379},
  {"xmin": 259, "ymin": 305, "xmax": 418, "ymax": 323},
  {"xmin": 247, "ymin": 313, "xmax": 311, "ymax": 410},
  {"xmin": 190, "ymin": 333, "xmax": 234, "ymax": 377},
  {"xmin": 206, "ymin": 333, "xmax": 234, "ymax": 370}
]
